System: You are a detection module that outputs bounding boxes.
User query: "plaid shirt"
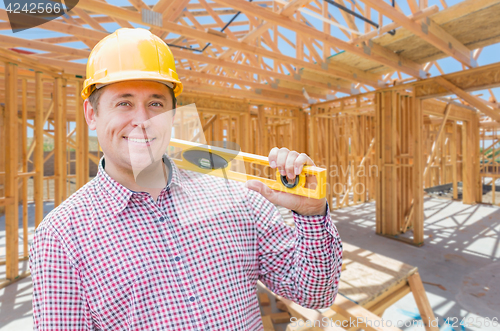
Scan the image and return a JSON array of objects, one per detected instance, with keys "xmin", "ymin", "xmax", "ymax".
[{"xmin": 29, "ymin": 155, "xmax": 343, "ymax": 330}]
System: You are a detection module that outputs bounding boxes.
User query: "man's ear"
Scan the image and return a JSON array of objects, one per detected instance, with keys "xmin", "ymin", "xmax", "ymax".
[{"xmin": 83, "ymin": 99, "xmax": 97, "ymax": 131}]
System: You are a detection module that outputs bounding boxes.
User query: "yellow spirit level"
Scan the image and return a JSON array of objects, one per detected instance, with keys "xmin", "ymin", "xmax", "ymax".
[{"xmin": 168, "ymin": 138, "xmax": 326, "ymax": 199}]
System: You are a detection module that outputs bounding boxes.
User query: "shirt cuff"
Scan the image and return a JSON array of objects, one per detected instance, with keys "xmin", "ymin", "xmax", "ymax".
[{"xmin": 292, "ymin": 202, "xmax": 334, "ymax": 239}]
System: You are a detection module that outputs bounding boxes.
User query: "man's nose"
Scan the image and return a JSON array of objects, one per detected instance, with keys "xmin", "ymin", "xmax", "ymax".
[{"xmin": 131, "ymin": 104, "xmax": 151, "ymax": 128}]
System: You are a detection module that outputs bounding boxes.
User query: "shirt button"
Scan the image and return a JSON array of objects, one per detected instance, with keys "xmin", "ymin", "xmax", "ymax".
[
  {"xmin": 189, "ymin": 296, "xmax": 195, "ymax": 302},
  {"xmin": 175, "ymin": 256, "xmax": 180, "ymax": 262},
  {"xmin": 159, "ymin": 216, "xmax": 165, "ymax": 222}
]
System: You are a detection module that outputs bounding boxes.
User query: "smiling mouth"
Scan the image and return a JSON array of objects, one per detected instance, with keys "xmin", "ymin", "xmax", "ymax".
[{"xmin": 123, "ymin": 136, "xmax": 156, "ymax": 143}]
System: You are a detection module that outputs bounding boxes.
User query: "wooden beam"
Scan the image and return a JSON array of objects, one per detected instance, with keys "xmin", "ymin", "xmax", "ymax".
[
  {"xmin": 29, "ymin": 55, "xmax": 86, "ymax": 76},
  {"xmin": 75, "ymin": 80, "xmax": 88, "ymax": 189},
  {"xmin": 331, "ymin": 295, "xmax": 402, "ymax": 331},
  {"xmin": 279, "ymin": 0, "xmax": 311, "ymax": 16},
  {"xmin": 75, "ymin": 0, "xmax": 381, "ymax": 87},
  {"xmin": 34, "ymin": 72, "xmax": 44, "ymax": 228},
  {"xmin": 73, "ymin": 8, "xmax": 108, "ymax": 32},
  {"xmin": 0, "ymin": 11, "xmax": 350, "ymax": 95},
  {"xmin": 422, "ymin": 98, "xmax": 476, "ymax": 122},
  {"xmin": 0, "ymin": 10, "xmax": 100, "ymax": 48},
  {"xmin": 177, "ymin": 68, "xmax": 314, "ymax": 101},
  {"xmin": 206, "ymin": 0, "xmax": 306, "ymax": 74},
  {"xmin": 413, "ymin": 62, "xmax": 500, "ymax": 99},
  {"xmin": 152, "ymin": 0, "xmax": 191, "ymax": 38},
  {"xmin": 423, "ymin": 103, "xmax": 451, "ymax": 177},
  {"xmin": 0, "ymin": 46, "xmax": 63, "ymax": 75},
  {"xmin": 183, "ymin": 81, "xmax": 305, "ymax": 106},
  {"xmin": 434, "ymin": 76, "xmax": 500, "ymax": 123},
  {"xmin": 0, "ymin": 35, "xmax": 90, "ymax": 59},
  {"xmin": 407, "ymin": 273, "xmax": 439, "ymax": 331},
  {"xmin": 361, "ymin": 0, "xmax": 474, "ymax": 68},
  {"xmin": 212, "ymin": 0, "xmax": 424, "ymax": 78},
  {"xmin": 127, "ymin": 0, "xmax": 149, "ymax": 11},
  {"xmin": 4, "ymin": 62, "xmax": 19, "ymax": 280},
  {"xmin": 21, "ymin": 78, "xmax": 28, "ymax": 258},
  {"xmin": 53, "ymin": 77, "xmax": 65, "ymax": 207},
  {"xmin": 463, "ymin": 115, "xmax": 480, "ymax": 204},
  {"xmin": 451, "ymin": 121, "xmax": 458, "ymax": 200},
  {"xmin": 413, "ymin": 94, "xmax": 424, "ymax": 245},
  {"xmin": 173, "ymin": 49, "xmax": 354, "ymax": 94}
]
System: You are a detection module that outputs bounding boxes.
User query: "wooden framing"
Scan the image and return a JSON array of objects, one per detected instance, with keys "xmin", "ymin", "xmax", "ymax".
[
  {"xmin": 479, "ymin": 126, "xmax": 500, "ymax": 206},
  {"xmin": 0, "ymin": 0, "xmax": 499, "ymax": 312},
  {"xmin": 4, "ymin": 62, "xmax": 19, "ymax": 280},
  {"xmin": 0, "ymin": 0, "xmax": 498, "ymax": 106},
  {"xmin": 309, "ymin": 81, "xmax": 482, "ymax": 246},
  {"xmin": 0, "ymin": 50, "xmax": 87, "ymax": 288},
  {"xmin": 311, "ymin": 95, "xmax": 377, "ymax": 210}
]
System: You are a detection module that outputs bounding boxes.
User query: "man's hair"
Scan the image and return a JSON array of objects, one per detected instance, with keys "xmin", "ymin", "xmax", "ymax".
[{"xmin": 88, "ymin": 84, "xmax": 177, "ymax": 116}]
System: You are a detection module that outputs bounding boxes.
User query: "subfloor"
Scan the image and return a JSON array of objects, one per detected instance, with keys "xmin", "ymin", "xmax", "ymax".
[{"xmin": 1, "ymin": 198, "xmax": 499, "ymax": 331}]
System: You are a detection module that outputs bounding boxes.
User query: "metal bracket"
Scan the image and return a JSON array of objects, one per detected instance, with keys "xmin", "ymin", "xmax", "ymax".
[
  {"xmin": 142, "ymin": 9, "xmax": 162, "ymax": 27},
  {"xmin": 421, "ymin": 22, "xmax": 428, "ymax": 35},
  {"xmin": 363, "ymin": 44, "xmax": 371, "ymax": 56}
]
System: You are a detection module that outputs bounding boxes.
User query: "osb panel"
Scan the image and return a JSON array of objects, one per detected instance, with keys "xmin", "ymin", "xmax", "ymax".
[
  {"xmin": 415, "ymin": 62, "xmax": 500, "ymax": 98},
  {"xmin": 303, "ymin": 1, "xmax": 500, "ymax": 78},
  {"xmin": 371, "ymin": 2, "xmax": 500, "ymax": 67},
  {"xmin": 336, "ymin": 242, "xmax": 416, "ymax": 306},
  {"xmin": 327, "ymin": 51, "xmax": 388, "ymax": 73}
]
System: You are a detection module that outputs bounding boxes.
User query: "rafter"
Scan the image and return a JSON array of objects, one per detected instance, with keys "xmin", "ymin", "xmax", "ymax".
[
  {"xmin": 201, "ymin": 1, "xmax": 307, "ymax": 75},
  {"xmin": 183, "ymin": 79, "xmax": 305, "ymax": 106},
  {"xmin": 175, "ymin": 49, "xmax": 353, "ymax": 93},
  {"xmin": 177, "ymin": 68, "xmax": 324, "ymax": 100},
  {"xmin": 361, "ymin": 0, "xmax": 475, "ymax": 68},
  {"xmin": 72, "ymin": 8, "xmax": 107, "ymax": 32},
  {"xmin": 0, "ymin": 35, "xmax": 90, "ymax": 58},
  {"xmin": 73, "ymin": 0, "xmax": 381, "ymax": 87},
  {"xmin": 0, "ymin": 31, "xmax": 348, "ymax": 97},
  {"xmin": 212, "ymin": 0, "xmax": 425, "ymax": 78},
  {"xmin": 0, "ymin": 0, "xmax": 494, "ymax": 112},
  {"xmin": 435, "ymin": 76, "xmax": 500, "ymax": 122}
]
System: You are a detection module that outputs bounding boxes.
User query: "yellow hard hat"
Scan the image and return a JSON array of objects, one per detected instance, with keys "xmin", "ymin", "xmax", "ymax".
[{"xmin": 81, "ymin": 28, "xmax": 183, "ymax": 100}]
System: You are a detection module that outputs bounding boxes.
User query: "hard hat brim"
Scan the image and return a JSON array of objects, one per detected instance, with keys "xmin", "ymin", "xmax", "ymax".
[{"xmin": 81, "ymin": 70, "xmax": 183, "ymax": 100}]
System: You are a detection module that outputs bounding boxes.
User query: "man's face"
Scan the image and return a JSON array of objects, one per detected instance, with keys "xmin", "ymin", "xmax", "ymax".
[{"xmin": 84, "ymin": 80, "xmax": 175, "ymax": 174}]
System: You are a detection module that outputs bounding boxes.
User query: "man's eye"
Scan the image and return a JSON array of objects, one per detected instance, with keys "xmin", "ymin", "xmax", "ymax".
[
  {"xmin": 118, "ymin": 101, "xmax": 130, "ymax": 107},
  {"xmin": 150, "ymin": 102, "xmax": 163, "ymax": 107}
]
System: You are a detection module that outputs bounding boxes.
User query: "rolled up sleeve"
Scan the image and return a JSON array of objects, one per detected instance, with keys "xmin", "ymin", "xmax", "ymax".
[{"xmin": 247, "ymin": 189, "xmax": 343, "ymax": 309}]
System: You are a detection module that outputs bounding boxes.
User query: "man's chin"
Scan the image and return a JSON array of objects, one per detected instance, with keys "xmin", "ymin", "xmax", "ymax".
[{"xmin": 129, "ymin": 154, "xmax": 163, "ymax": 173}]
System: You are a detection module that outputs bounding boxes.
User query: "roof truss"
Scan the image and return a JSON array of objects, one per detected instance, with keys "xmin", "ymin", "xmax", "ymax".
[{"xmin": 0, "ymin": 0, "xmax": 499, "ymax": 119}]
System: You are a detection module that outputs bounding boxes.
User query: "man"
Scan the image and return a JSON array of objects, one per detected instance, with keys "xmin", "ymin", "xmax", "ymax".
[{"xmin": 29, "ymin": 28, "xmax": 343, "ymax": 330}]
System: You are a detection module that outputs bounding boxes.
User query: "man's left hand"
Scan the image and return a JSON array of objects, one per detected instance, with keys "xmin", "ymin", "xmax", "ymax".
[{"xmin": 245, "ymin": 147, "xmax": 327, "ymax": 216}]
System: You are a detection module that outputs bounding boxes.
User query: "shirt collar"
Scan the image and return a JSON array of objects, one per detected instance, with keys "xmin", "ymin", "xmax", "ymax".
[{"xmin": 96, "ymin": 154, "xmax": 193, "ymax": 215}]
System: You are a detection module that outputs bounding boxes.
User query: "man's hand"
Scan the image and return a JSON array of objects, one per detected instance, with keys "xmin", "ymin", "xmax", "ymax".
[{"xmin": 245, "ymin": 147, "xmax": 327, "ymax": 216}]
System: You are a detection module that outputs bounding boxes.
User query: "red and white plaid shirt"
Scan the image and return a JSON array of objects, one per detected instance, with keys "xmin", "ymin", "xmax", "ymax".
[{"xmin": 29, "ymin": 155, "xmax": 343, "ymax": 330}]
